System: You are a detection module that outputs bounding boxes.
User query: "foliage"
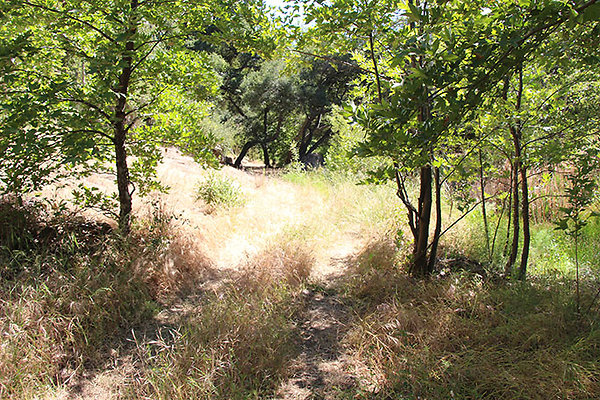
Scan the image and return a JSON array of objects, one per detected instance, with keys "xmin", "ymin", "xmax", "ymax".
[
  {"xmin": 196, "ymin": 173, "xmax": 244, "ymax": 209},
  {"xmin": 0, "ymin": 0, "xmax": 258, "ymax": 231}
]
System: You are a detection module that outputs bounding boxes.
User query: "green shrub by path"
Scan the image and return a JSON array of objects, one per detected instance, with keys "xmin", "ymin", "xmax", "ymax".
[{"xmin": 196, "ymin": 172, "xmax": 245, "ymax": 210}]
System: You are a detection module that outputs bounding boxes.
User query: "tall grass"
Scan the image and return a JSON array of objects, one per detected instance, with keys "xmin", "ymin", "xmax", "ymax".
[
  {"xmin": 342, "ymin": 232, "xmax": 600, "ymax": 399},
  {"xmin": 129, "ymin": 238, "xmax": 315, "ymax": 399},
  {"xmin": 281, "ymin": 169, "xmax": 399, "ymax": 239},
  {"xmin": 0, "ymin": 198, "xmax": 208, "ymax": 399}
]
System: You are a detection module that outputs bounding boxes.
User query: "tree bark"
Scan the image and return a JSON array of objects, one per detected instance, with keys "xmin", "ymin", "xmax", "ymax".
[
  {"xmin": 427, "ymin": 166, "xmax": 442, "ymax": 273},
  {"xmin": 261, "ymin": 142, "xmax": 271, "ymax": 168},
  {"xmin": 503, "ymin": 164, "xmax": 513, "ymax": 259},
  {"xmin": 518, "ymin": 155, "xmax": 530, "ymax": 280},
  {"xmin": 505, "ymin": 155, "xmax": 520, "ymax": 277},
  {"xmin": 479, "ymin": 149, "xmax": 491, "ymax": 260},
  {"xmin": 411, "ymin": 165, "xmax": 433, "ymax": 277},
  {"xmin": 233, "ymin": 140, "xmax": 258, "ymax": 168},
  {"xmin": 506, "ymin": 63, "xmax": 525, "ymax": 277},
  {"xmin": 113, "ymin": 0, "xmax": 138, "ymax": 234},
  {"xmin": 515, "ymin": 66, "xmax": 530, "ymax": 281}
]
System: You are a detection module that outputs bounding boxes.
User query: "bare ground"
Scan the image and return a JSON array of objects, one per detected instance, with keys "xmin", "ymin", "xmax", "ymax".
[{"xmin": 276, "ymin": 242, "xmax": 360, "ymax": 400}]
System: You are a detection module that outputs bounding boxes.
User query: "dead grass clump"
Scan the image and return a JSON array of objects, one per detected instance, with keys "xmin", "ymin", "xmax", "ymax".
[
  {"xmin": 130, "ymin": 281, "xmax": 301, "ymax": 399},
  {"xmin": 0, "ymin": 218, "xmax": 153, "ymax": 398},
  {"xmin": 0, "ymin": 197, "xmax": 214, "ymax": 398},
  {"xmin": 343, "ymin": 273, "xmax": 600, "ymax": 399},
  {"xmin": 237, "ymin": 240, "xmax": 315, "ymax": 291},
  {"xmin": 345, "ymin": 235, "xmax": 407, "ymax": 301},
  {"xmin": 131, "ymin": 199, "xmax": 214, "ymax": 300}
]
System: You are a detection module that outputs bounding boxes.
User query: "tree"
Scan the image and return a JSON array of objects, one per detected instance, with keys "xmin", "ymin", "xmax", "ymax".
[
  {"xmin": 302, "ymin": 0, "xmax": 600, "ymax": 277},
  {"xmin": 1, "ymin": 0, "xmax": 252, "ymax": 232},
  {"xmin": 221, "ymin": 60, "xmax": 298, "ymax": 168},
  {"xmin": 295, "ymin": 55, "xmax": 361, "ymax": 162}
]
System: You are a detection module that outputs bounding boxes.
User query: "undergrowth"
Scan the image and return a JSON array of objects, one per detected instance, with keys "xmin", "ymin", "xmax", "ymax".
[
  {"xmin": 0, "ymin": 198, "xmax": 206, "ymax": 399},
  {"xmin": 342, "ymin": 234, "xmax": 600, "ymax": 399}
]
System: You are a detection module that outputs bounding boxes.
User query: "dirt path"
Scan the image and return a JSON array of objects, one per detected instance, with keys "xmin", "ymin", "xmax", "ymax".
[
  {"xmin": 46, "ymin": 153, "xmax": 373, "ymax": 399},
  {"xmin": 276, "ymin": 235, "xmax": 363, "ymax": 400}
]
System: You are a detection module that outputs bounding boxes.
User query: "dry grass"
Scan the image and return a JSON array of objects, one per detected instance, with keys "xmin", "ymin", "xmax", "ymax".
[
  {"xmin": 131, "ymin": 199, "xmax": 214, "ymax": 299},
  {"xmin": 0, "ymin": 197, "xmax": 212, "ymax": 399},
  {"xmin": 237, "ymin": 239, "xmax": 315, "ymax": 290},
  {"xmin": 128, "ymin": 235, "xmax": 315, "ymax": 400},
  {"xmin": 341, "ymin": 237, "xmax": 600, "ymax": 399}
]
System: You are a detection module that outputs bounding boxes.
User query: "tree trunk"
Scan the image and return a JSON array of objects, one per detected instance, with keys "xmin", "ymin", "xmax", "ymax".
[
  {"xmin": 515, "ymin": 66, "xmax": 530, "ymax": 281},
  {"xmin": 299, "ymin": 114, "xmax": 320, "ymax": 160},
  {"xmin": 411, "ymin": 165, "xmax": 433, "ymax": 277},
  {"xmin": 261, "ymin": 142, "xmax": 271, "ymax": 168},
  {"xmin": 491, "ymin": 191, "xmax": 508, "ymax": 261},
  {"xmin": 479, "ymin": 149, "xmax": 491, "ymax": 260},
  {"xmin": 113, "ymin": 0, "xmax": 138, "ymax": 234},
  {"xmin": 234, "ymin": 140, "xmax": 258, "ymax": 168},
  {"xmin": 505, "ymin": 158, "xmax": 520, "ymax": 277},
  {"xmin": 518, "ymin": 156, "xmax": 530, "ymax": 280},
  {"xmin": 306, "ymin": 127, "xmax": 332, "ymax": 155},
  {"xmin": 503, "ymin": 165, "xmax": 513, "ymax": 258},
  {"xmin": 506, "ymin": 63, "xmax": 525, "ymax": 277},
  {"xmin": 297, "ymin": 115, "xmax": 313, "ymax": 160},
  {"xmin": 427, "ymin": 166, "xmax": 442, "ymax": 273}
]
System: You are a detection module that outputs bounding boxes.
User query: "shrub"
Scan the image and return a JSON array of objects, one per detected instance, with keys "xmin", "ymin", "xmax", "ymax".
[{"xmin": 195, "ymin": 173, "xmax": 244, "ymax": 210}]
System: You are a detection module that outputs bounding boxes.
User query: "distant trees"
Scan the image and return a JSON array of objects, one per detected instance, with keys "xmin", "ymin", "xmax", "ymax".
[
  {"xmin": 215, "ymin": 47, "xmax": 360, "ymax": 168},
  {"xmin": 222, "ymin": 60, "xmax": 297, "ymax": 168}
]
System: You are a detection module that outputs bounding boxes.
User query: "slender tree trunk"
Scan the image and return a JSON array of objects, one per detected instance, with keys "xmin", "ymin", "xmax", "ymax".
[
  {"xmin": 234, "ymin": 141, "xmax": 258, "ymax": 168},
  {"xmin": 491, "ymin": 192, "xmax": 508, "ymax": 261},
  {"xmin": 506, "ymin": 63, "xmax": 525, "ymax": 277},
  {"xmin": 261, "ymin": 142, "xmax": 271, "ymax": 168},
  {"xmin": 575, "ymin": 226, "xmax": 580, "ymax": 313},
  {"xmin": 517, "ymin": 149, "xmax": 530, "ymax": 280},
  {"xmin": 503, "ymin": 164, "xmax": 513, "ymax": 258},
  {"xmin": 411, "ymin": 165, "xmax": 433, "ymax": 277},
  {"xmin": 479, "ymin": 149, "xmax": 491, "ymax": 260},
  {"xmin": 113, "ymin": 0, "xmax": 138, "ymax": 234},
  {"xmin": 506, "ymin": 157, "xmax": 520, "ymax": 277},
  {"xmin": 427, "ymin": 166, "xmax": 442, "ymax": 273},
  {"xmin": 515, "ymin": 66, "xmax": 530, "ymax": 281}
]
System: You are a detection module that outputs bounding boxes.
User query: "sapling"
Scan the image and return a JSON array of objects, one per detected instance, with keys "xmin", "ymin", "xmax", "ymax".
[{"xmin": 555, "ymin": 147, "xmax": 599, "ymax": 313}]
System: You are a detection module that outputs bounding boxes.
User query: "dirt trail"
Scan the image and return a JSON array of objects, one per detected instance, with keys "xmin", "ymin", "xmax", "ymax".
[{"xmin": 277, "ymin": 235, "xmax": 363, "ymax": 400}]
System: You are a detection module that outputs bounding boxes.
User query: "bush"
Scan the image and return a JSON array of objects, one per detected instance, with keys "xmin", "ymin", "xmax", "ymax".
[{"xmin": 196, "ymin": 173, "xmax": 244, "ymax": 210}]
